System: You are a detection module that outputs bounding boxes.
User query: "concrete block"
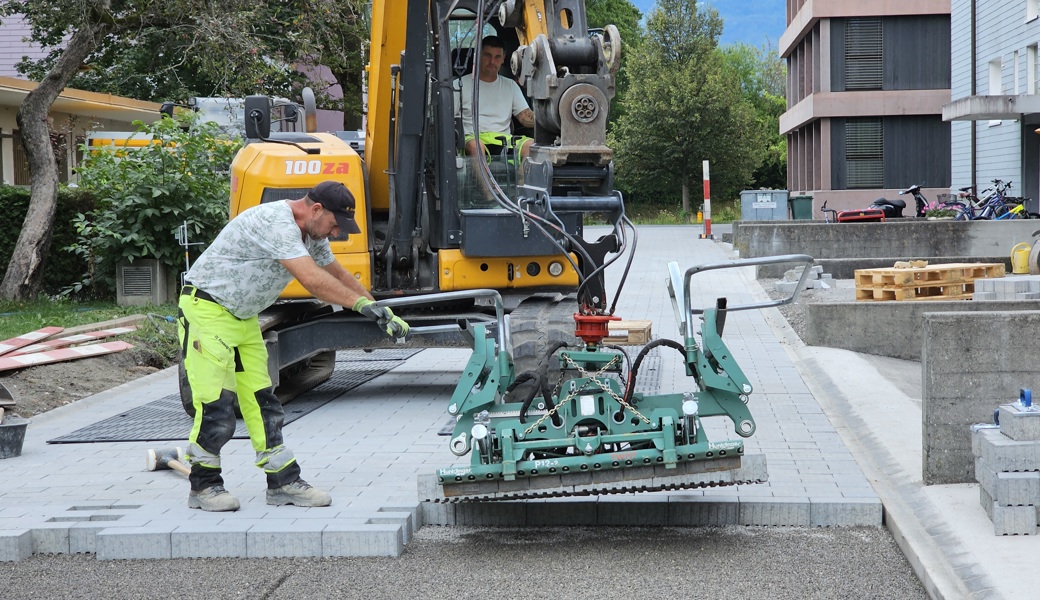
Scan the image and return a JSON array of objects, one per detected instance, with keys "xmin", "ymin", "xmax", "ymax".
[
  {"xmin": 95, "ymin": 526, "xmax": 174, "ymax": 560},
  {"xmin": 171, "ymin": 523, "xmax": 249, "ymax": 558},
  {"xmin": 597, "ymin": 499, "xmax": 669, "ymax": 526},
  {"xmin": 68, "ymin": 523, "xmax": 110, "ymax": 554},
  {"xmin": 774, "ymin": 280, "xmax": 798, "ymax": 294},
  {"xmin": 420, "ymin": 502, "xmax": 456, "ymax": 526},
  {"xmin": 31, "ymin": 523, "xmax": 70, "ymax": 554},
  {"xmin": 322, "ymin": 524, "xmax": 403, "ymax": 557},
  {"xmin": 738, "ymin": 498, "xmax": 811, "ymax": 526},
  {"xmin": 526, "ymin": 500, "xmax": 599, "ymax": 526},
  {"xmin": 246, "ymin": 523, "xmax": 322, "ymax": 558},
  {"xmin": 974, "ymin": 279, "xmax": 997, "ymax": 293},
  {"xmin": 0, "ymin": 530, "xmax": 32, "ymax": 562},
  {"xmin": 979, "ymin": 431, "xmax": 1040, "ymax": 472},
  {"xmin": 809, "ymin": 497, "xmax": 883, "ymax": 526},
  {"xmin": 453, "ymin": 502, "xmax": 527, "ymax": 526},
  {"xmin": 992, "ymin": 503, "xmax": 1037, "ymax": 535},
  {"xmin": 1018, "ymin": 292, "xmax": 1040, "ymax": 300},
  {"xmin": 667, "ymin": 496, "xmax": 739, "ymax": 526},
  {"xmin": 999, "ymin": 404, "xmax": 1040, "ymax": 441},
  {"xmin": 971, "ymin": 291, "xmax": 997, "ymax": 301},
  {"xmin": 982, "ymin": 486, "xmax": 995, "ymax": 520},
  {"xmin": 994, "ymin": 471, "xmax": 1040, "ymax": 506},
  {"xmin": 368, "ymin": 511, "xmax": 415, "ymax": 544}
]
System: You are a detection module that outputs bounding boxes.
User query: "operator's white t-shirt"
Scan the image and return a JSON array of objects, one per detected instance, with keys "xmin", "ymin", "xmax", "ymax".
[
  {"xmin": 457, "ymin": 74, "xmax": 529, "ymax": 136},
  {"xmin": 185, "ymin": 200, "xmax": 335, "ymax": 318}
]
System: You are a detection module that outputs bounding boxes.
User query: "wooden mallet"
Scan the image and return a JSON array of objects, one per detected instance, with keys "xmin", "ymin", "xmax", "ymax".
[{"xmin": 145, "ymin": 447, "xmax": 190, "ymax": 476}]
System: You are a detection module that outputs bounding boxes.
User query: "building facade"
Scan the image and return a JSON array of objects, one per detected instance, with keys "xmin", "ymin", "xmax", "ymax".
[
  {"xmin": 944, "ymin": 0, "xmax": 1040, "ymax": 212},
  {"xmin": 781, "ymin": 1, "xmax": 952, "ymax": 214}
]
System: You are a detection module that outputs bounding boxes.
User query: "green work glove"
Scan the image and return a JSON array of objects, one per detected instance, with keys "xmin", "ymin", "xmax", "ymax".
[{"xmin": 353, "ymin": 297, "xmax": 410, "ymax": 337}]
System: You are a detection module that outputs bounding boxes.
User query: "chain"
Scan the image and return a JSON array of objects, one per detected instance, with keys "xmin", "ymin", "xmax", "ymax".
[{"xmin": 523, "ymin": 353, "xmax": 652, "ymax": 436}]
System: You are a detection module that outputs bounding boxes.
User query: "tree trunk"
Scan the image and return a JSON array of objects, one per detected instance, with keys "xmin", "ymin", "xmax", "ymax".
[
  {"xmin": 681, "ymin": 171, "xmax": 691, "ymax": 224},
  {"xmin": 0, "ymin": 19, "xmax": 110, "ymax": 300}
]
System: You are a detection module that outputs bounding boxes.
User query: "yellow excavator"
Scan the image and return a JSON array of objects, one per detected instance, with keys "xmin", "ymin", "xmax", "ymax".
[{"xmin": 199, "ymin": 0, "xmax": 802, "ymax": 501}]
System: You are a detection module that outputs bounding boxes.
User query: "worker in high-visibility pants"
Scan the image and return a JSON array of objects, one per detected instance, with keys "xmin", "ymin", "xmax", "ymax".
[{"xmin": 177, "ymin": 181, "xmax": 409, "ymax": 512}]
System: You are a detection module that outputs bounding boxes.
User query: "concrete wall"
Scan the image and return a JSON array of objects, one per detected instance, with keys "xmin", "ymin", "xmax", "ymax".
[
  {"xmin": 922, "ymin": 311, "xmax": 1040, "ymax": 485},
  {"xmin": 805, "ymin": 300, "xmax": 1040, "ymax": 359},
  {"xmin": 734, "ymin": 220, "xmax": 1040, "ymax": 260}
]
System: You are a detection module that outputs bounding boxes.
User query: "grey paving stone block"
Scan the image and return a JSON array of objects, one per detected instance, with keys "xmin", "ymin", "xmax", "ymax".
[
  {"xmin": 69, "ymin": 523, "xmax": 110, "ymax": 554},
  {"xmin": 95, "ymin": 526, "xmax": 174, "ymax": 560},
  {"xmin": 322, "ymin": 523, "xmax": 403, "ymax": 557},
  {"xmin": 368, "ymin": 511, "xmax": 415, "ymax": 544},
  {"xmin": 971, "ymin": 291, "xmax": 997, "ymax": 301},
  {"xmin": 420, "ymin": 502, "xmax": 456, "ymax": 526},
  {"xmin": 982, "ymin": 486, "xmax": 995, "ymax": 520},
  {"xmin": 380, "ymin": 504, "xmax": 423, "ymax": 531},
  {"xmin": 597, "ymin": 499, "xmax": 669, "ymax": 526},
  {"xmin": 992, "ymin": 503, "xmax": 1037, "ymax": 535},
  {"xmin": 974, "ymin": 279, "xmax": 997, "ymax": 292},
  {"xmin": 247, "ymin": 523, "xmax": 323, "ymax": 558},
  {"xmin": 989, "ymin": 471, "xmax": 1040, "ymax": 506},
  {"xmin": 667, "ymin": 496, "xmax": 739, "ymax": 526},
  {"xmin": 739, "ymin": 498, "xmax": 811, "ymax": 526},
  {"xmin": 978, "ymin": 431, "xmax": 1040, "ymax": 472},
  {"xmin": 171, "ymin": 523, "xmax": 250, "ymax": 558},
  {"xmin": 809, "ymin": 498, "xmax": 882, "ymax": 526},
  {"xmin": 31, "ymin": 523, "xmax": 70, "ymax": 554},
  {"xmin": 453, "ymin": 502, "xmax": 527, "ymax": 526},
  {"xmin": 525, "ymin": 500, "xmax": 599, "ymax": 526},
  {"xmin": 775, "ymin": 280, "xmax": 798, "ymax": 294},
  {"xmin": 1017, "ymin": 292, "xmax": 1040, "ymax": 300},
  {"xmin": 999, "ymin": 404, "xmax": 1040, "ymax": 441},
  {"xmin": 0, "ymin": 529, "xmax": 31, "ymax": 562}
]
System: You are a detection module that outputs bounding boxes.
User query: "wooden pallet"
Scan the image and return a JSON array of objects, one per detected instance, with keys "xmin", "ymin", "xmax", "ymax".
[
  {"xmin": 604, "ymin": 320, "xmax": 653, "ymax": 345},
  {"xmin": 854, "ymin": 263, "xmax": 1004, "ymax": 302}
]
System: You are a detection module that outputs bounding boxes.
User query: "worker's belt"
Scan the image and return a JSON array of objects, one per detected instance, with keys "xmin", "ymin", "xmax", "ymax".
[{"xmin": 181, "ymin": 284, "xmax": 219, "ymax": 305}]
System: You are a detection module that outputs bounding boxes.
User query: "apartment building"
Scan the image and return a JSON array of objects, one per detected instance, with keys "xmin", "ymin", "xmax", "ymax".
[
  {"xmin": 781, "ymin": 1, "xmax": 952, "ymax": 214},
  {"xmin": 943, "ymin": 0, "xmax": 1040, "ymax": 212}
]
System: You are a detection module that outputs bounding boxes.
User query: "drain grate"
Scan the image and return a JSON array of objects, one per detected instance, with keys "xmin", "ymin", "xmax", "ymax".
[{"xmin": 48, "ymin": 352, "xmax": 420, "ymax": 444}]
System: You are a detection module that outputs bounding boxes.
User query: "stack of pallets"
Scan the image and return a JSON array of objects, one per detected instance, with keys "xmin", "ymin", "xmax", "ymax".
[{"xmin": 854, "ymin": 262, "xmax": 1005, "ymax": 301}]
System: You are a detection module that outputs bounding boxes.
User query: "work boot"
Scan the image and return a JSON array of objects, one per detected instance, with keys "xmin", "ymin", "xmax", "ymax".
[
  {"xmin": 266, "ymin": 478, "xmax": 332, "ymax": 507},
  {"xmin": 188, "ymin": 485, "xmax": 241, "ymax": 512}
]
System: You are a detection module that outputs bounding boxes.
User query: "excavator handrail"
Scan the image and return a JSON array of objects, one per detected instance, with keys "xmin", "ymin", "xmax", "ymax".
[{"xmin": 668, "ymin": 255, "xmax": 814, "ymax": 340}]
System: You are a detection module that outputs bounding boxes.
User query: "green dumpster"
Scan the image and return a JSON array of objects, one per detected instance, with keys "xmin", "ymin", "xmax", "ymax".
[{"xmin": 790, "ymin": 195, "xmax": 813, "ymax": 220}]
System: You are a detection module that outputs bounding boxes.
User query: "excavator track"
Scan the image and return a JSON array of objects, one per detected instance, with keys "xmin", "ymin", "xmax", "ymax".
[{"xmin": 419, "ymin": 454, "xmax": 767, "ymax": 503}]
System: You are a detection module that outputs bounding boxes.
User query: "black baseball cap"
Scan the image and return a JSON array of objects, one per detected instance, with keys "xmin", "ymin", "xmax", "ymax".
[{"xmin": 308, "ymin": 181, "xmax": 361, "ymax": 234}]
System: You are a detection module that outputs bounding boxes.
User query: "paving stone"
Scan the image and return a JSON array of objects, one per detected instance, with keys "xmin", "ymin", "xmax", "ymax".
[
  {"xmin": 667, "ymin": 496, "xmax": 739, "ymax": 526},
  {"xmin": 526, "ymin": 500, "xmax": 599, "ymax": 526},
  {"xmin": 171, "ymin": 522, "xmax": 250, "ymax": 558},
  {"xmin": 739, "ymin": 498, "xmax": 811, "ymax": 526},
  {"xmin": 809, "ymin": 497, "xmax": 882, "ymax": 526},
  {"xmin": 322, "ymin": 523, "xmax": 403, "ymax": 557},
  {"xmin": 247, "ymin": 523, "xmax": 323, "ymax": 558},
  {"xmin": 991, "ymin": 503, "xmax": 1037, "ymax": 536},
  {"xmin": 31, "ymin": 523, "xmax": 71, "ymax": 554},
  {"xmin": 999, "ymin": 404, "xmax": 1040, "ymax": 441},
  {"xmin": 978, "ymin": 430, "xmax": 1040, "ymax": 472},
  {"xmin": 0, "ymin": 529, "xmax": 31, "ymax": 562},
  {"xmin": 95, "ymin": 525, "xmax": 174, "ymax": 560},
  {"xmin": 596, "ymin": 499, "xmax": 669, "ymax": 526},
  {"xmin": 453, "ymin": 502, "xmax": 527, "ymax": 526}
]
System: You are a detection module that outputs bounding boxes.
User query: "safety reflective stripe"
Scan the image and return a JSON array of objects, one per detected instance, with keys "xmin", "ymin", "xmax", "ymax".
[
  {"xmin": 256, "ymin": 445, "xmax": 296, "ymax": 473},
  {"xmin": 187, "ymin": 442, "xmax": 221, "ymax": 469}
]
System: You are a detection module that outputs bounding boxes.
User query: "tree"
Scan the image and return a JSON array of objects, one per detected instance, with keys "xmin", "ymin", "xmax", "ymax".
[
  {"xmin": 719, "ymin": 42, "xmax": 787, "ymax": 190},
  {"xmin": 611, "ymin": 0, "xmax": 763, "ymax": 219},
  {"xmin": 0, "ymin": 0, "xmax": 367, "ymax": 300}
]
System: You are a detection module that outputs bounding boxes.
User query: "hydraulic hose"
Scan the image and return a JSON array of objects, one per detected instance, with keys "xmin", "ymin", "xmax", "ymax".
[{"xmin": 622, "ymin": 338, "xmax": 688, "ymax": 409}]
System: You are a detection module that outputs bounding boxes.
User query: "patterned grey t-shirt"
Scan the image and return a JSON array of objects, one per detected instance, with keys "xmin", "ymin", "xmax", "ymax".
[{"xmin": 185, "ymin": 200, "xmax": 335, "ymax": 318}]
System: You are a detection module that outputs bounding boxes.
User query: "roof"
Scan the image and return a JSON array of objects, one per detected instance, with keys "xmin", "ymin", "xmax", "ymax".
[{"xmin": 0, "ymin": 76, "xmax": 162, "ymax": 123}]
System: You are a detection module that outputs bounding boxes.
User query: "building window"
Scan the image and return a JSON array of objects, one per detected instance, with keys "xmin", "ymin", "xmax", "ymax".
[
  {"xmin": 846, "ymin": 118, "xmax": 883, "ymax": 189},
  {"xmin": 1029, "ymin": 44, "xmax": 1038, "ymax": 93},
  {"xmin": 989, "ymin": 58, "xmax": 1004, "ymax": 94},
  {"xmin": 1029, "ymin": 0, "xmax": 1039, "ymax": 21},
  {"xmin": 845, "ymin": 18, "xmax": 882, "ymax": 90}
]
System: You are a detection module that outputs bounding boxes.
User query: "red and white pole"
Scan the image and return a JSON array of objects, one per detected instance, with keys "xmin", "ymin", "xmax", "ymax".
[{"xmin": 699, "ymin": 160, "xmax": 713, "ymax": 239}]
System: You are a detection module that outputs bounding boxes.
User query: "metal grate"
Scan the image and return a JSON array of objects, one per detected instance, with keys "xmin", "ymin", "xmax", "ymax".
[
  {"xmin": 47, "ymin": 351, "xmax": 421, "ymax": 444},
  {"xmin": 120, "ymin": 266, "xmax": 154, "ymax": 296},
  {"xmin": 845, "ymin": 18, "xmax": 882, "ymax": 91}
]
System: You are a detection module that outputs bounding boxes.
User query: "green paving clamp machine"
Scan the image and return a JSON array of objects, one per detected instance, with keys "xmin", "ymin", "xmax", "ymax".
[{"xmin": 420, "ymin": 254, "xmax": 813, "ymax": 502}]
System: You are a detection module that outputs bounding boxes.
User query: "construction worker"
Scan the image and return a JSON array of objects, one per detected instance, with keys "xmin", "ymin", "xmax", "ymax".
[{"xmin": 177, "ymin": 180, "xmax": 408, "ymax": 511}]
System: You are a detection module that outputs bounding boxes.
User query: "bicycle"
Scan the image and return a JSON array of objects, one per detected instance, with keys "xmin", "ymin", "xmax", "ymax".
[{"xmin": 954, "ymin": 179, "xmax": 1016, "ymax": 220}]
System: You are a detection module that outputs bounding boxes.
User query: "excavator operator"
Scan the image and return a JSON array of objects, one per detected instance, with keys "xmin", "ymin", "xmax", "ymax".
[{"xmin": 458, "ymin": 35, "xmax": 535, "ymax": 161}]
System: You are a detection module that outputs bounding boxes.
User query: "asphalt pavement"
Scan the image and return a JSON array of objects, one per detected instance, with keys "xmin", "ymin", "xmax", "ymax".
[{"xmin": 0, "ymin": 224, "xmax": 1031, "ymax": 599}]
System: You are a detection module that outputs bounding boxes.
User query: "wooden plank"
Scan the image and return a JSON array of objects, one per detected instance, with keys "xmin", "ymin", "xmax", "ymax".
[
  {"xmin": 0, "ymin": 327, "xmax": 65, "ymax": 357},
  {"xmin": 0, "ymin": 341, "xmax": 134, "ymax": 372},
  {"xmin": 605, "ymin": 320, "xmax": 652, "ymax": 345},
  {"xmin": 56, "ymin": 315, "xmax": 148, "ymax": 338},
  {"xmin": 8, "ymin": 326, "xmax": 138, "ymax": 356}
]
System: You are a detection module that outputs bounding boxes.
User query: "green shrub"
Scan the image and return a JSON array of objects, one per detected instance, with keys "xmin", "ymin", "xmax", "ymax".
[
  {"xmin": 67, "ymin": 114, "xmax": 241, "ymax": 297},
  {"xmin": 0, "ymin": 185, "xmax": 97, "ymax": 295}
]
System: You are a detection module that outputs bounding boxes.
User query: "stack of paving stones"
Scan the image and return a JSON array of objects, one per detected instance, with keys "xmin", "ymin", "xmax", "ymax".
[
  {"xmin": 972, "ymin": 275, "xmax": 1040, "ymax": 300},
  {"xmin": 971, "ymin": 401, "xmax": 1040, "ymax": 535},
  {"xmin": 774, "ymin": 265, "xmax": 832, "ymax": 294}
]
